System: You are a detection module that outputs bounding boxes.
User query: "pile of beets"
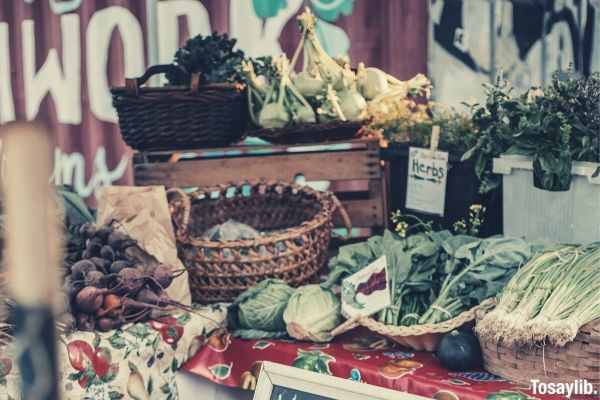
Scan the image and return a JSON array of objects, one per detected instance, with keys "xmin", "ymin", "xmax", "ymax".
[{"xmin": 62, "ymin": 222, "xmax": 187, "ymax": 332}]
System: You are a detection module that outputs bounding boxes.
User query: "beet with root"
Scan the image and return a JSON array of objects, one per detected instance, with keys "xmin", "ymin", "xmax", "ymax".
[
  {"xmin": 70, "ymin": 260, "xmax": 96, "ymax": 281},
  {"xmin": 74, "ymin": 287, "xmax": 108, "ymax": 313},
  {"xmin": 95, "ymin": 226, "xmax": 112, "ymax": 242},
  {"xmin": 107, "ymin": 231, "xmax": 127, "ymax": 248},
  {"xmin": 110, "ymin": 260, "xmax": 132, "ymax": 274},
  {"xmin": 100, "ymin": 246, "xmax": 115, "ymax": 262},
  {"xmin": 89, "ymin": 257, "xmax": 110, "ymax": 273},
  {"xmin": 84, "ymin": 270, "xmax": 106, "ymax": 288},
  {"xmin": 76, "ymin": 313, "xmax": 95, "ymax": 331}
]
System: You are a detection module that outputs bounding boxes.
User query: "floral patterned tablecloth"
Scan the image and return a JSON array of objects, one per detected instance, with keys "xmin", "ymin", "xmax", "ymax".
[
  {"xmin": 1, "ymin": 304, "xmax": 227, "ymax": 400},
  {"xmin": 183, "ymin": 328, "xmax": 598, "ymax": 400}
]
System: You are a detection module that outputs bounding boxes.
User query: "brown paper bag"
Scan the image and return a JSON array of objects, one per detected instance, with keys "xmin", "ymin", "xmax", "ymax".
[{"xmin": 96, "ymin": 186, "xmax": 191, "ymax": 305}]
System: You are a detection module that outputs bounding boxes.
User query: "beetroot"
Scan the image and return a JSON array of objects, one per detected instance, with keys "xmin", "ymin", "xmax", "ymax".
[
  {"xmin": 152, "ymin": 264, "xmax": 174, "ymax": 289},
  {"xmin": 85, "ymin": 239, "xmax": 103, "ymax": 257},
  {"xmin": 100, "ymin": 246, "xmax": 115, "ymax": 262},
  {"xmin": 89, "ymin": 257, "xmax": 110, "ymax": 273},
  {"xmin": 70, "ymin": 260, "xmax": 96, "ymax": 281},
  {"xmin": 74, "ymin": 287, "xmax": 107, "ymax": 313},
  {"xmin": 110, "ymin": 260, "xmax": 131, "ymax": 274},
  {"xmin": 85, "ymin": 270, "xmax": 106, "ymax": 288},
  {"xmin": 97, "ymin": 318, "xmax": 120, "ymax": 332},
  {"xmin": 107, "ymin": 231, "xmax": 127, "ymax": 248},
  {"xmin": 116, "ymin": 268, "xmax": 145, "ymax": 293},
  {"xmin": 76, "ymin": 313, "xmax": 95, "ymax": 331},
  {"xmin": 63, "ymin": 277, "xmax": 83, "ymax": 301},
  {"xmin": 95, "ymin": 226, "xmax": 112, "ymax": 242}
]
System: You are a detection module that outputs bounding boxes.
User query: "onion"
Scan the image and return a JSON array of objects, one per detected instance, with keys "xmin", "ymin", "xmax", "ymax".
[
  {"xmin": 339, "ymin": 88, "xmax": 367, "ymax": 121},
  {"xmin": 259, "ymin": 103, "xmax": 289, "ymax": 129},
  {"xmin": 357, "ymin": 63, "xmax": 389, "ymax": 100},
  {"xmin": 293, "ymin": 70, "xmax": 324, "ymax": 98}
]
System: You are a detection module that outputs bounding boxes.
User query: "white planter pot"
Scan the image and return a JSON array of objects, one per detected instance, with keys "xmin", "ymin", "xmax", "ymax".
[{"xmin": 493, "ymin": 154, "xmax": 600, "ymax": 243}]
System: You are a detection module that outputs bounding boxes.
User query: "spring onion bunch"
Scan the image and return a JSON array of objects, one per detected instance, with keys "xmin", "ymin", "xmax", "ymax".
[{"xmin": 477, "ymin": 243, "xmax": 600, "ymax": 347}]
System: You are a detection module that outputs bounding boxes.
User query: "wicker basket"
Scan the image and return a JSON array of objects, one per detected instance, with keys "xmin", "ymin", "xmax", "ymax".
[
  {"xmin": 476, "ymin": 311, "xmax": 600, "ymax": 387},
  {"xmin": 354, "ymin": 299, "xmax": 496, "ymax": 351},
  {"xmin": 111, "ymin": 64, "xmax": 247, "ymax": 151},
  {"xmin": 248, "ymin": 120, "xmax": 364, "ymax": 145},
  {"xmin": 167, "ymin": 181, "xmax": 351, "ymax": 303}
]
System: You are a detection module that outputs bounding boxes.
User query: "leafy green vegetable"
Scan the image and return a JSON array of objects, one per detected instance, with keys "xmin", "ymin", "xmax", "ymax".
[
  {"xmin": 166, "ymin": 33, "xmax": 246, "ymax": 85},
  {"xmin": 228, "ymin": 279, "xmax": 295, "ymax": 339},
  {"xmin": 327, "ymin": 229, "xmax": 539, "ymax": 327},
  {"xmin": 57, "ymin": 185, "xmax": 94, "ymax": 227},
  {"xmin": 418, "ymin": 237, "xmax": 537, "ymax": 324}
]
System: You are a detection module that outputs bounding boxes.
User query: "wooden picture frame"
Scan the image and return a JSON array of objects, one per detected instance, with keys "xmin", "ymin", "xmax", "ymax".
[{"xmin": 253, "ymin": 361, "xmax": 430, "ymax": 400}]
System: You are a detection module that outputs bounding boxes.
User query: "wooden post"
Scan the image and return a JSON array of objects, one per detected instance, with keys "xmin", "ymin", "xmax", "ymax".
[{"xmin": 2, "ymin": 124, "xmax": 61, "ymax": 400}]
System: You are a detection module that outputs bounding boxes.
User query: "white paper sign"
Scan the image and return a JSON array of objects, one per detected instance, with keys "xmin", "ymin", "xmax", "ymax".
[
  {"xmin": 405, "ymin": 147, "xmax": 449, "ymax": 216},
  {"xmin": 341, "ymin": 256, "xmax": 391, "ymax": 319}
]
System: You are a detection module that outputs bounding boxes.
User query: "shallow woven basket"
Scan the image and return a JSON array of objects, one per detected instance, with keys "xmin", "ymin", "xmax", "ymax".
[
  {"xmin": 354, "ymin": 299, "xmax": 496, "ymax": 351},
  {"xmin": 167, "ymin": 181, "xmax": 351, "ymax": 303},
  {"xmin": 112, "ymin": 64, "xmax": 247, "ymax": 151},
  {"xmin": 476, "ymin": 308, "xmax": 600, "ymax": 387},
  {"xmin": 248, "ymin": 120, "xmax": 364, "ymax": 145}
]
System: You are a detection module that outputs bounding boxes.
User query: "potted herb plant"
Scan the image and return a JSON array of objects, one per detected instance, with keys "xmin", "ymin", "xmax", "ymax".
[
  {"xmin": 463, "ymin": 69, "xmax": 600, "ymax": 243},
  {"xmin": 369, "ymin": 95, "xmax": 502, "ymax": 237}
]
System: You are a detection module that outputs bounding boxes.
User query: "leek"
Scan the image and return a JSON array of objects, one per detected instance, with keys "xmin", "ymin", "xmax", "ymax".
[{"xmin": 477, "ymin": 243, "xmax": 600, "ymax": 347}]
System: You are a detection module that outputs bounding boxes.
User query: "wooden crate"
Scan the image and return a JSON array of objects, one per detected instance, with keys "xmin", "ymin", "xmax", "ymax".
[{"xmin": 133, "ymin": 138, "xmax": 389, "ymax": 239}]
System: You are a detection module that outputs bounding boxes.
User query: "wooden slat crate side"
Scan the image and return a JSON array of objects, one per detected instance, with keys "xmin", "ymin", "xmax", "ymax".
[
  {"xmin": 334, "ymin": 196, "xmax": 383, "ymax": 228},
  {"xmin": 133, "ymin": 137, "xmax": 377, "ymax": 160},
  {"xmin": 135, "ymin": 149, "xmax": 380, "ymax": 187}
]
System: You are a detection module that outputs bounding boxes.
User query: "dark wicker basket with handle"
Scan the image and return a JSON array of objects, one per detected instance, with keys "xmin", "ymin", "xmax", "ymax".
[
  {"xmin": 111, "ymin": 64, "xmax": 247, "ymax": 151},
  {"xmin": 248, "ymin": 120, "xmax": 364, "ymax": 145},
  {"xmin": 167, "ymin": 181, "xmax": 351, "ymax": 303}
]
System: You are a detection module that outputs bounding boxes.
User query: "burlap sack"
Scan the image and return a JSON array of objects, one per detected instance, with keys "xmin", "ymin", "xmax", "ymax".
[{"xmin": 96, "ymin": 186, "xmax": 191, "ymax": 305}]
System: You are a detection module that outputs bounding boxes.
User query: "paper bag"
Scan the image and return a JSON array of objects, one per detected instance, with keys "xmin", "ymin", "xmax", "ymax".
[{"xmin": 96, "ymin": 186, "xmax": 191, "ymax": 305}]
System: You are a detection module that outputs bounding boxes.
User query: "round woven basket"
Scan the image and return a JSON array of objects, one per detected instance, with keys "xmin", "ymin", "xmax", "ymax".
[
  {"xmin": 167, "ymin": 181, "xmax": 351, "ymax": 303},
  {"xmin": 476, "ymin": 308, "xmax": 600, "ymax": 387},
  {"xmin": 354, "ymin": 299, "xmax": 495, "ymax": 351}
]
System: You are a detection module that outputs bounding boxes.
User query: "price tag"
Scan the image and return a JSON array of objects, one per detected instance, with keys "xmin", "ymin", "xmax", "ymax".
[
  {"xmin": 405, "ymin": 146, "xmax": 448, "ymax": 216},
  {"xmin": 341, "ymin": 256, "xmax": 391, "ymax": 319}
]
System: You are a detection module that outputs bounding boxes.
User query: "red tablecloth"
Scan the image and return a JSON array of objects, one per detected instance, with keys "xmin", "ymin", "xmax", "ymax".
[{"xmin": 183, "ymin": 328, "xmax": 597, "ymax": 400}]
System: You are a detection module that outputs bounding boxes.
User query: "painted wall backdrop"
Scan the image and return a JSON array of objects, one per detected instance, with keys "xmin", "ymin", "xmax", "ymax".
[
  {"xmin": 0, "ymin": 0, "xmax": 427, "ymax": 200},
  {"xmin": 429, "ymin": 0, "xmax": 600, "ymax": 107}
]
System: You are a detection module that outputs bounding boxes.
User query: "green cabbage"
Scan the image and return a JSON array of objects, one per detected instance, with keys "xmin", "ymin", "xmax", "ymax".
[
  {"xmin": 283, "ymin": 285, "xmax": 342, "ymax": 343},
  {"xmin": 228, "ymin": 279, "xmax": 294, "ymax": 339}
]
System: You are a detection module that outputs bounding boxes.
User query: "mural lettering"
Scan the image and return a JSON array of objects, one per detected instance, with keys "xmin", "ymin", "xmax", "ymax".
[{"xmin": 51, "ymin": 147, "xmax": 129, "ymax": 198}]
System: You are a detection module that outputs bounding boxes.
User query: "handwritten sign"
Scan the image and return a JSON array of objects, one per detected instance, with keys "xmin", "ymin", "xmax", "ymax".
[
  {"xmin": 341, "ymin": 256, "xmax": 391, "ymax": 319},
  {"xmin": 405, "ymin": 147, "xmax": 448, "ymax": 216}
]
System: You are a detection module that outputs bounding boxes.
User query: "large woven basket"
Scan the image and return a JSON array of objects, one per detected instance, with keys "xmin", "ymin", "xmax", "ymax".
[
  {"xmin": 112, "ymin": 64, "xmax": 247, "ymax": 151},
  {"xmin": 248, "ymin": 120, "xmax": 364, "ymax": 145},
  {"xmin": 167, "ymin": 181, "xmax": 351, "ymax": 303},
  {"xmin": 476, "ymin": 310, "xmax": 600, "ymax": 387},
  {"xmin": 353, "ymin": 299, "xmax": 496, "ymax": 351}
]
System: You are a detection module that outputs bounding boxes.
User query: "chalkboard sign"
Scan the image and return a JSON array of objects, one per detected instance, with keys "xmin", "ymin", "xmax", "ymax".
[
  {"xmin": 253, "ymin": 361, "xmax": 429, "ymax": 400},
  {"xmin": 270, "ymin": 385, "xmax": 333, "ymax": 400}
]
